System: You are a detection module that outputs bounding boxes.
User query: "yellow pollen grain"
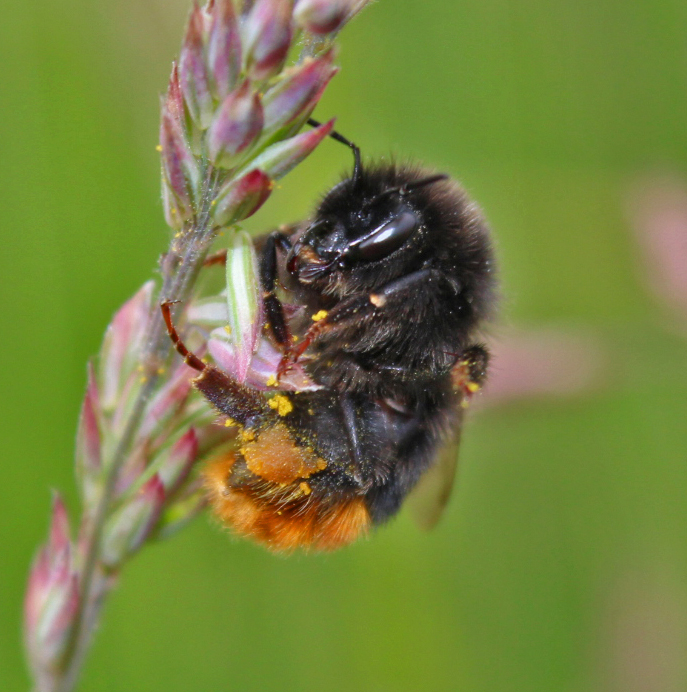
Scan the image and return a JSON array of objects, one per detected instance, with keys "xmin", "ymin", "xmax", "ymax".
[
  {"xmin": 265, "ymin": 374, "xmax": 278, "ymax": 387},
  {"xmin": 155, "ymin": 144, "xmax": 162, "ymax": 152},
  {"xmin": 299, "ymin": 482, "xmax": 312, "ymax": 496},
  {"xmin": 292, "ymin": 335, "xmax": 299, "ymax": 342},
  {"xmin": 224, "ymin": 325, "xmax": 232, "ymax": 336},
  {"xmin": 268, "ymin": 394, "xmax": 293, "ymax": 416},
  {"xmin": 157, "ymin": 367, "xmax": 166, "ymax": 375},
  {"xmin": 466, "ymin": 381, "xmax": 481, "ymax": 393},
  {"xmin": 224, "ymin": 418, "xmax": 237, "ymax": 427},
  {"xmin": 461, "ymin": 399, "xmax": 470, "ymax": 409},
  {"xmin": 311, "ymin": 310, "xmax": 328, "ymax": 322},
  {"xmin": 139, "ymin": 376, "xmax": 148, "ymax": 383},
  {"xmin": 240, "ymin": 428, "xmax": 256, "ymax": 442},
  {"xmin": 211, "ymin": 200, "xmax": 216, "ymax": 206}
]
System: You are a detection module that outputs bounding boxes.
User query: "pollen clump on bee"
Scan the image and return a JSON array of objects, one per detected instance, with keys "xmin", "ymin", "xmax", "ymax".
[
  {"xmin": 240, "ymin": 424, "xmax": 327, "ymax": 485},
  {"xmin": 239, "ymin": 428, "xmax": 256, "ymax": 442},
  {"xmin": 267, "ymin": 393, "xmax": 293, "ymax": 416},
  {"xmin": 311, "ymin": 310, "xmax": 328, "ymax": 322}
]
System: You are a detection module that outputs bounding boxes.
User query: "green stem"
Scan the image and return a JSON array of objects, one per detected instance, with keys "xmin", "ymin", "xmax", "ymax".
[{"xmin": 53, "ymin": 181, "xmax": 219, "ymax": 692}]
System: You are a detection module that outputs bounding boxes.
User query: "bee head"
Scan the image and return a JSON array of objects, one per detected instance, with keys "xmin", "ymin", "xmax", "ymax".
[{"xmin": 287, "ymin": 167, "xmax": 447, "ymax": 293}]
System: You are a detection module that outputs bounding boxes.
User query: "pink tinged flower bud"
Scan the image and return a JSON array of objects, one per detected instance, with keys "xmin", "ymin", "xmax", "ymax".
[
  {"xmin": 115, "ymin": 445, "xmax": 147, "ymax": 498},
  {"xmin": 162, "ymin": 173, "xmax": 185, "ymax": 230},
  {"xmin": 223, "ymin": 229, "xmax": 264, "ymax": 382},
  {"xmin": 160, "ymin": 109, "xmax": 200, "ymax": 217},
  {"xmin": 165, "ymin": 63, "xmax": 186, "ymax": 127},
  {"xmin": 157, "ymin": 428, "xmax": 199, "ymax": 494},
  {"xmin": 243, "ymin": 0, "xmax": 293, "ymax": 81},
  {"xmin": 75, "ymin": 363, "xmax": 102, "ymax": 505},
  {"xmin": 179, "ymin": 3, "xmax": 214, "ymax": 129},
  {"xmin": 155, "ymin": 484, "xmax": 206, "ymax": 540},
  {"xmin": 100, "ymin": 282, "xmax": 154, "ymax": 411},
  {"xmin": 138, "ymin": 358, "xmax": 197, "ymax": 440},
  {"xmin": 48, "ymin": 494, "xmax": 70, "ymax": 555},
  {"xmin": 24, "ymin": 496, "xmax": 79, "ymax": 675},
  {"xmin": 294, "ymin": 0, "xmax": 365, "ymax": 33},
  {"xmin": 208, "ymin": 81, "xmax": 264, "ymax": 167},
  {"xmin": 101, "ymin": 476, "xmax": 165, "ymax": 569},
  {"xmin": 246, "ymin": 117, "xmax": 334, "ymax": 179},
  {"xmin": 212, "ymin": 168, "xmax": 272, "ymax": 226},
  {"xmin": 262, "ymin": 50, "xmax": 337, "ymax": 134},
  {"xmin": 208, "ymin": 0, "xmax": 242, "ymax": 100}
]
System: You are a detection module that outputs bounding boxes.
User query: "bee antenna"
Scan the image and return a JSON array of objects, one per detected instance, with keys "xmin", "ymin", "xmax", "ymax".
[{"xmin": 308, "ymin": 118, "xmax": 362, "ymax": 187}]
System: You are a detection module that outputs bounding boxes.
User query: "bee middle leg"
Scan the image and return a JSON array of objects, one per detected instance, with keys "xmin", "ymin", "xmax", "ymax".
[
  {"xmin": 450, "ymin": 344, "xmax": 490, "ymax": 402},
  {"xmin": 279, "ymin": 268, "xmax": 451, "ymax": 374}
]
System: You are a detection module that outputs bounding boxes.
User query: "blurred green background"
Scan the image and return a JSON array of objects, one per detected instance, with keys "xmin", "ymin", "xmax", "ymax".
[{"xmin": 3, "ymin": 1, "xmax": 687, "ymax": 690}]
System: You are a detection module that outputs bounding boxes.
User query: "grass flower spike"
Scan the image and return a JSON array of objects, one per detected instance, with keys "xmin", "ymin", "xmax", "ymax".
[{"xmin": 23, "ymin": 1, "xmax": 371, "ymax": 690}]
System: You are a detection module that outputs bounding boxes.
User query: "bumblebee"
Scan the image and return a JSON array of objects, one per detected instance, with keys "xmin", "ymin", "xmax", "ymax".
[{"xmin": 162, "ymin": 121, "xmax": 496, "ymax": 552}]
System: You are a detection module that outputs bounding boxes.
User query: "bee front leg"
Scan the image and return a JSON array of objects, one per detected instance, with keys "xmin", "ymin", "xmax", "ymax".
[
  {"xmin": 203, "ymin": 230, "xmax": 294, "ymax": 351},
  {"xmin": 259, "ymin": 230, "xmax": 293, "ymax": 348}
]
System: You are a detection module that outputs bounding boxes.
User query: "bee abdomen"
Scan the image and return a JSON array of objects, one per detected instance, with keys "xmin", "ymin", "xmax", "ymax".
[{"xmin": 202, "ymin": 425, "xmax": 370, "ymax": 552}]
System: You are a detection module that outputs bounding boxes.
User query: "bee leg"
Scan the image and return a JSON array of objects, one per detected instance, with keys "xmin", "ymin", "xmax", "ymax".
[
  {"xmin": 450, "ymin": 345, "xmax": 490, "ymax": 403},
  {"xmin": 203, "ymin": 249, "xmax": 228, "ymax": 267},
  {"xmin": 160, "ymin": 302, "xmax": 271, "ymax": 426},
  {"xmin": 161, "ymin": 300, "xmax": 206, "ymax": 372},
  {"xmin": 259, "ymin": 231, "xmax": 293, "ymax": 348},
  {"xmin": 279, "ymin": 268, "xmax": 449, "ymax": 373},
  {"xmin": 203, "ymin": 231, "xmax": 294, "ymax": 348},
  {"xmin": 277, "ymin": 293, "xmax": 373, "ymax": 377}
]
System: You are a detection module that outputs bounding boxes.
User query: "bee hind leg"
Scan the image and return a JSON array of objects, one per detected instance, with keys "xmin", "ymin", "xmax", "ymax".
[
  {"xmin": 160, "ymin": 301, "xmax": 271, "ymax": 427},
  {"xmin": 160, "ymin": 300, "xmax": 206, "ymax": 372}
]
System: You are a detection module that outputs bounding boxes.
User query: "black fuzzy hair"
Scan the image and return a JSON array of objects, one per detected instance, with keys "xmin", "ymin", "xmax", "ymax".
[{"xmin": 310, "ymin": 161, "xmax": 497, "ymax": 328}]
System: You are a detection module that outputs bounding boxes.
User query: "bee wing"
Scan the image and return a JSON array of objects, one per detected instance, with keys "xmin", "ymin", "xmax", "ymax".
[{"xmin": 408, "ymin": 406, "xmax": 464, "ymax": 530}]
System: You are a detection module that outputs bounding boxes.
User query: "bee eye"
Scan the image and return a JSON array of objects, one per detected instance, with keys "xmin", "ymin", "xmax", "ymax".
[{"xmin": 351, "ymin": 210, "xmax": 418, "ymax": 262}]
